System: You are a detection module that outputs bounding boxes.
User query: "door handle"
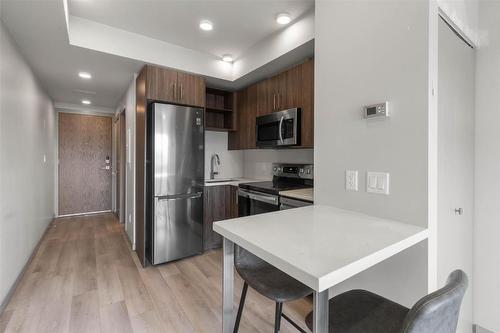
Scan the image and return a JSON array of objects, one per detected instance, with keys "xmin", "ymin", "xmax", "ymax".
[
  {"xmin": 455, "ymin": 208, "xmax": 463, "ymax": 215},
  {"xmin": 279, "ymin": 116, "xmax": 284, "ymax": 143}
]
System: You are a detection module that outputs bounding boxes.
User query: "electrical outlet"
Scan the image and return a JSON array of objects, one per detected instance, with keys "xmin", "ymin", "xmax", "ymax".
[{"xmin": 345, "ymin": 170, "xmax": 358, "ymax": 191}]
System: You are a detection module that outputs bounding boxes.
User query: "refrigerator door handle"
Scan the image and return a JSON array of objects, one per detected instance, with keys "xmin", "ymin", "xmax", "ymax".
[{"xmin": 156, "ymin": 192, "xmax": 202, "ymax": 201}]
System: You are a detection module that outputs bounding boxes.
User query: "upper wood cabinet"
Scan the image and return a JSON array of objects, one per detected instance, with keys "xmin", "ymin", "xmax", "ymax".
[
  {"xmin": 144, "ymin": 65, "xmax": 205, "ymax": 107},
  {"xmin": 228, "ymin": 58, "xmax": 314, "ymax": 149}
]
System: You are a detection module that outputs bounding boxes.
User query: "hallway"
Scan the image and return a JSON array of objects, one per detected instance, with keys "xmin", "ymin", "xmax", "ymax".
[{"xmin": 0, "ymin": 214, "xmax": 311, "ymax": 333}]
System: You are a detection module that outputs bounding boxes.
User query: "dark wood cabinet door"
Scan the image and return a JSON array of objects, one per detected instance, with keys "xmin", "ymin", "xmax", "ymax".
[
  {"xmin": 177, "ymin": 71, "xmax": 206, "ymax": 107},
  {"xmin": 228, "ymin": 89, "xmax": 246, "ymax": 150},
  {"xmin": 256, "ymin": 80, "xmax": 272, "ymax": 116},
  {"xmin": 203, "ymin": 185, "xmax": 238, "ymax": 251},
  {"xmin": 299, "ymin": 59, "xmax": 314, "ymax": 147},
  {"xmin": 244, "ymin": 84, "xmax": 258, "ymax": 149},
  {"xmin": 146, "ymin": 65, "xmax": 178, "ymax": 102}
]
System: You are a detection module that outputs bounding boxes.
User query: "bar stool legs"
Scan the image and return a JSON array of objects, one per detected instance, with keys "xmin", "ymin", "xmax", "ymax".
[
  {"xmin": 233, "ymin": 282, "xmax": 248, "ymax": 333},
  {"xmin": 233, "ymin": 282, "xmax": 307, "ymax": 333}
]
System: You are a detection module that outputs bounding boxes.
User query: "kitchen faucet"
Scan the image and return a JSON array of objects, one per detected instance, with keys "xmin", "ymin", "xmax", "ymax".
[{"xmin": 210, "ymin": 154, "xmax": 220, "ymax": 179}]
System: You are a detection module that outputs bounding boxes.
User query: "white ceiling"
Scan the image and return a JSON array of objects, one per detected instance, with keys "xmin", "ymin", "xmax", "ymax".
[
  {"xmin": 0, "ymin": 1, "xmax": 143, "ymax": 110},
  {"xmin": 69, "ymin": 0, "xmax": 313, "ymax": 60},
  {"xmin": 0, "ymin": 0, "xmax": 313, "ymax": 110}
]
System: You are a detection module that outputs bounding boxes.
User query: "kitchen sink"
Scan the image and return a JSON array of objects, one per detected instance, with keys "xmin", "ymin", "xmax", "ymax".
[{"xmin": 204, "ymin": 178, "xmax": 237, "ymax": 184}]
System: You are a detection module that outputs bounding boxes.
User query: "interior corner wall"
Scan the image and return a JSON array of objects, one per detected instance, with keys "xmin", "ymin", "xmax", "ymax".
[
  {"xmin": 473, "ymin": 1, "xmax": 500, "ymax": 331},
  {"xmin": 0, "ymin": 21, "xmax": 56, "ymax": 308},
  {"xmin": 314, "ymin": 0, "xmax": 430, "ymax": 307}
]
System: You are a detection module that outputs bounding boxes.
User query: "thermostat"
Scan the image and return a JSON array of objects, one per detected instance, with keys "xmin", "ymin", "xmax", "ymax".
[{"xmin": 364, "ymin": 102, "xmax": 389, "ymax": 119}]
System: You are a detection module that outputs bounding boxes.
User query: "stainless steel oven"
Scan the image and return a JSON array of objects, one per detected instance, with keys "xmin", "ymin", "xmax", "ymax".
[
  {"xmin": 238, "ymin": 189, "xmax": 279, "ymax": 217},
  {"xmin": 256, "ymin": 108, "xmax": 301, "ymax": 147}
]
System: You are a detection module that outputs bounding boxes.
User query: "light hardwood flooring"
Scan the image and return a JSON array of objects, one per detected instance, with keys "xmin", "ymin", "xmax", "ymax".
[{"xmin": 0, "ymin": 213, "xmax": 312, "ymax": 333}]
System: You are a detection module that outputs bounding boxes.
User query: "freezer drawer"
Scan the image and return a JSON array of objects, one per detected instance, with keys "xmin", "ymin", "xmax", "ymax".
[{"xmin": 153, "ymin": 193, "xmax": 203, "ymax": 264}]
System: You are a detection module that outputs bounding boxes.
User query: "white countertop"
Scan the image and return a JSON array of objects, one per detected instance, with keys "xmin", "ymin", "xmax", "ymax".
[
  {"xmin": 279, "ymin": 188, "xmax": 314, "ymax": 202},
  {"xmin": 214, "ymin": 205, "xmax": 428, "ymax": 292},
  {"xmin": 203, "ymin": 178, "xmax": 266, "ymax": 187}
]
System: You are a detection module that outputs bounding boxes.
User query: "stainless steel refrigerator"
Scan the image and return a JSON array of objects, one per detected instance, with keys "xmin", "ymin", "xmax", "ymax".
[{"xmin": 146, "ymin": 102, "xmax": 204, "ymax": 265}]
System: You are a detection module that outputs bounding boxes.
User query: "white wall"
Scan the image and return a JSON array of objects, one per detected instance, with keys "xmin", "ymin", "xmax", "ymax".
[
  {"xmin": 473, "ymin": 2, "xmax": 500, "ymax": 331},
  {"xmin": 0, "ymin": 22, "xmax": 56, "ymax": 308},
  {"xmin": 205, "ymin": 131, "xmax": 244, "ymax": 179},
  {"xmin": 315, "ymin": 0, "xmax": 430, "ymax": 307},
  {"xmin": 243, "ymin": 149, "xmax": 314, "ymax": 180},
  {"xmin": 115, "ymin": 77, "xmax": 137, "ymax": 248}
]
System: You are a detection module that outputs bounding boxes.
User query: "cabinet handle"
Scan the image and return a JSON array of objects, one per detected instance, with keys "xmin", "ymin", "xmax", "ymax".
[
  {"xmin": 172, "ymin": 83, "xmax": 175, "ymax": 99},
  {"xmin": 273, "ymin": 93, "xmax": 276, "ymax": 111},
  {"xmin": 278, "ymin": 93, "xmax": 280, "ymax": 110},
  {"xmin": 180, "ymin": 84, "xmax": 183, "ymax": 100}
]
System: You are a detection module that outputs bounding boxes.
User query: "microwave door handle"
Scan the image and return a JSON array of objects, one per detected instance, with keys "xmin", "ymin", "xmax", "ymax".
[{"xmin": 279, "ymin": 116, "xmax": 284, "ymax": 143}]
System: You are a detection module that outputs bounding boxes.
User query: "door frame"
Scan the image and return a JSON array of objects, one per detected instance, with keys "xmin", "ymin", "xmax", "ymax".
[
  {"xmin": 113, "ymin": 109, "xmax": 126, "ymax": 224},
  {"xmin": 54, "ymin": 108, "xmax": 115, "ymax": 217}
]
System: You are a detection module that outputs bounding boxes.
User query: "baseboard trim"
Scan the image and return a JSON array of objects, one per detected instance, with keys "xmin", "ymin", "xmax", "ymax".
[
  {"xmin": 474, "ymin": 324, "xmax": 496, "ymax": 333},
  {"xmin": 57, "ymin": 210, "xmax": 112, "ymax": 218},
  {"xmin": 0, "ymin": 219, "xmax": 53, "ymax": 314}
]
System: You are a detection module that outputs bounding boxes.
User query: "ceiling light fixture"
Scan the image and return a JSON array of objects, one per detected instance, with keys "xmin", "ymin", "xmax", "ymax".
[
  {"xmin": 222, "ymin": 54, "xmax": 234, "ymax": 63},
  {"xmin": 199, "ymin": 20, "xmax": 213, "ymax": 31},
  {"xmin": 78, "ymin": 71, "xmax": 92, "ymax": 79},
  {"xmin": 276, "ymin": 13, "xmax": 291, "ymax": 25},
  {"xmin": 81, "ymin": 100, "xmax": 91, "ymax": 105}
]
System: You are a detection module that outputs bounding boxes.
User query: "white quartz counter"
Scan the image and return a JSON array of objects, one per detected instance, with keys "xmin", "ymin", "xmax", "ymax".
[
  {"xmin": 214, "ymin": 205, "xmax": 428, "ymax": 292},
  {"xmin": 279, "ymin": 188, "xmax": 314, "ymax": 202},
  {"xmin": 203, "ymin": 178, "xmax": 266, "ymax": 187}
]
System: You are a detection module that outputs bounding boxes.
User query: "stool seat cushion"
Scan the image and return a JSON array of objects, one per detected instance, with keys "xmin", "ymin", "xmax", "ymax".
[
  {"xmin": 235, "ymin": 247, "xmax": 312, "ymax": 303},
  {"xmin": 305, "ymin": 290, "xmax": 409, "ymax": 333}
]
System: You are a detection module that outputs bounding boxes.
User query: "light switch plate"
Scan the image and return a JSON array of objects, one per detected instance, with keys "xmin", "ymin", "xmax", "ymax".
[
  {"xmin": 345, "ymin": 170, "xmax": 358, "ymax": 191},
  {"xmin": 367, "ymin": 172, "xmax": 390, "ymax": 195}
]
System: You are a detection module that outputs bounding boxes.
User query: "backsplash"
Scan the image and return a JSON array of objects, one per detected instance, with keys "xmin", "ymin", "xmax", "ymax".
[
  {"xmin": 243, "ymin": 149, "xmax": 314, "ymax": 179},
  {"xmin": 205, "ymin": 131, "xmax": 244, "ymax": 179},
  {"xmin": 205, "ymin": 131, "xmax": 314, "ymax": 180}
]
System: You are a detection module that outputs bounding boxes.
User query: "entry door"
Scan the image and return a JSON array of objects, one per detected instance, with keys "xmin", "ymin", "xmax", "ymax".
[
  {"xmin": 59, "ymin": 113, "xmax": 112, "ymax": 215},
  {"xmin": 438, "ymin": 18, "xmax": 475, "ymax": 333}
]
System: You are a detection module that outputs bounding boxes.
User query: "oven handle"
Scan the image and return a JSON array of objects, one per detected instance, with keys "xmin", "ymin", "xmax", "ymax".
[
  {"xmin": 279, "ymin": 116, "xmax": 284, "ymax": 143},
  {"xmin": 238, "ymin": 189, "xmax": 279, "ymax": 206}
]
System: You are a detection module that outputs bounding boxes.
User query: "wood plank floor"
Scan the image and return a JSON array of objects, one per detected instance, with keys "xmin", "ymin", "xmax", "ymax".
[{"xmin": 0, "ymin": 213, "xmax": 312, "ymax": 333}]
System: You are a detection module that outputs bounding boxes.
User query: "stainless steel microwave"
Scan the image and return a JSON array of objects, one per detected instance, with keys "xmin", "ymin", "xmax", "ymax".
[{"xmin": 256, "ymin": 108, "xmax": 301, "ymax": 147}]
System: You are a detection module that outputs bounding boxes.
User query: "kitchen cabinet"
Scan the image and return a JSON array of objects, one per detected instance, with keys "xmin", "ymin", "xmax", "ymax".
[
  {"xmin": 203, "ymin": 185, "xmax": 238, "ymax": 251},
  {"xmin": 145, "ymin": 65, "xmax": 205, "ymax": 107},
  {"xmin": 228, "ymin": 58, "xmax": 314, "ymax": 150}
]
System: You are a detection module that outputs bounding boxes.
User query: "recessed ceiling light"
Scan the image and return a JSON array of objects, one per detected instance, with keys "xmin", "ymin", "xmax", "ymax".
[
  {"xmin": 78, "ymin": 72, "xmax": 92, "ymax": 79},
  {"xmin": 276, "ymin": 13, "xmax": 291, "ymax": 25},
  {"xmin": 81, "ymin": 100, "xmax": 91, "ymax": 105},
  {"xmin": 199, "ymin": 20, "xmax": 213, "ymax": 31},
  {"xmin": 222, "ymin": 54, "xmax": 234, "ymax": 63}
]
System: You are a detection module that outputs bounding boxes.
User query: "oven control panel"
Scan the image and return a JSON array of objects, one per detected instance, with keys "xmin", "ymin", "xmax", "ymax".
[{"xmin": 272, "ymin": 163, "xmax": 313, "ymax": 179}]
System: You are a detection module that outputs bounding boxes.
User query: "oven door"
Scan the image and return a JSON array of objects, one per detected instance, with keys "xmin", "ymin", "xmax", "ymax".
[
  {"xmin": 238, "ymin": 189, "xmax": 279, "ymax": 217},
  {"xmin": 256, "ymin": 108, "xmax": 301, "ymax": 147}
]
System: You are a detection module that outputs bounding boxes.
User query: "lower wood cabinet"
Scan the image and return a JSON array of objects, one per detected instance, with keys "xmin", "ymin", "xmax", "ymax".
[{"xmin": 203, "ymin": 185, "xmax": 238, "ymax": 251}]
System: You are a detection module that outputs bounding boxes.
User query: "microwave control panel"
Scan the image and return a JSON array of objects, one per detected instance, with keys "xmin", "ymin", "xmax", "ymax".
[{"xmin": 364, "ymin": 102, "xmax": 389, "ymax": 119}]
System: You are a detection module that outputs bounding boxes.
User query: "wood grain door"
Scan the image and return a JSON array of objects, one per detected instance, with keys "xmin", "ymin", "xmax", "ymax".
[
  {"xmin": 146, "ymin": 65, "xmax": 178, "ymax": 102},
  {"xmin": 176, "ymin": 72, "xmax": 206, "ymax": 107},
  {"xmin": 58, "ymin": 113, "xmax": 112, "ymax": 215}
]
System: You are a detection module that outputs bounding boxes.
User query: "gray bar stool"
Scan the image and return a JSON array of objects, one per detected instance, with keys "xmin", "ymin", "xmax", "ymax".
[
  {"xmin": 234, "ymin": 245, "xmax": 312, "ymax": 333},
  {"xmin": 305, "ymin": 270, "xmax": 468, "ymax": 333}
]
